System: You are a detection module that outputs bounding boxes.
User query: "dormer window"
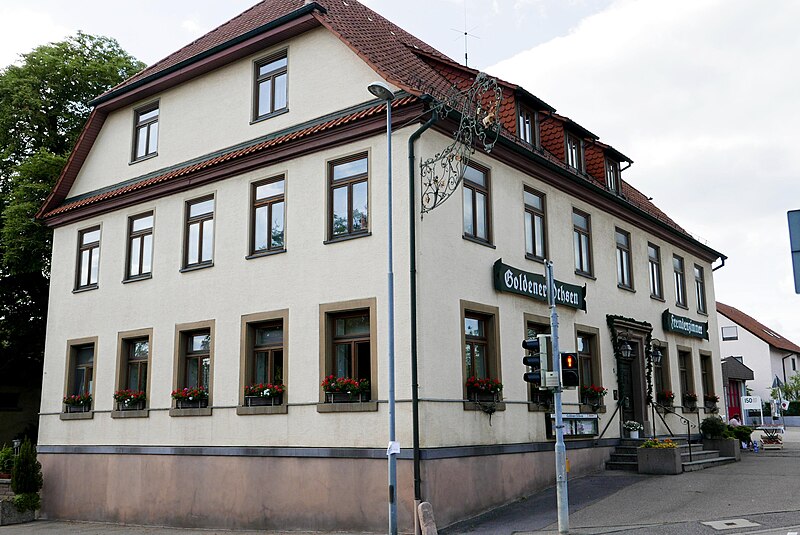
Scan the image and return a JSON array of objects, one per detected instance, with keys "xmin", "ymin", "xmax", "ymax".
[
  {"xmin": 132, "ymin": 102, "xmax": 159, "ymax": 161},
  {"xmin": 605, "ymin": 159, "xmax": 620, "ymax": 193},
  {"xmin": 518, "ymin": 107, "xmax": 537, "ymax": 146},
  {"xmin": 566, "ymin": 133, "xmax": 583, "ymax": 172},
  {"xmin": 254, "ymin": 52, "xmax": 288, "ymax": 121}
]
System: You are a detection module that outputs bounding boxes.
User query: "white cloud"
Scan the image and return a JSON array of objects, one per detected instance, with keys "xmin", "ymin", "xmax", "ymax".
[
  {"xmin": 180, "ymin": 18, "xmax": 207, "ymax": 36},
  {"xmin": 0, "ymin": 6, "xmax": 70, "ymax": 67},
  {"xmin": 489, "ymin": 0, "xmax": 800, "ymax": 343}
]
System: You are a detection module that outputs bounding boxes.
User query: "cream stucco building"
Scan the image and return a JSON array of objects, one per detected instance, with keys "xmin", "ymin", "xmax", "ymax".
[{"xmin": 37, "ymin": 0, "xmax": 726, "ymax": 531}]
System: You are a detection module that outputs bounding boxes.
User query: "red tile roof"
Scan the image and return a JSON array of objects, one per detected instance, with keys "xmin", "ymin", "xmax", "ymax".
[
  {"xmin": 717, "ymin": 302, "xmax": 800, "ymax": 353},
  {"xmin": 39, "ymin": 0, "xmax": 720, "ymax": 259}
]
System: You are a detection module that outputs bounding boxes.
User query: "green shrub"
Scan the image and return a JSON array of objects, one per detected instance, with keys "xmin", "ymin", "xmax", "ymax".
[
  {"xmin": 731, "ymin": 425, "xmax": 753, "ymax": 443},
  {"xmin": 0, "ymin": 444, "xmax": 14, "ymax": 473},
  {"xmin": 13, "ymin": 492, "xmax": 40, "ymax": 513},
  {"xmin": 700, "ymin": 415, "xmax": 727, "ymax": 438},
  {"xmin": 11, "ymin": 439, "xmax": 42, "ymax": 496}
]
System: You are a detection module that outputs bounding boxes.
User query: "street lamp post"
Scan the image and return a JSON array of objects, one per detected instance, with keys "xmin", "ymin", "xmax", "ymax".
[{"xmin": 367, "ymin": 81, "xmax": 397, "ymax": 535}]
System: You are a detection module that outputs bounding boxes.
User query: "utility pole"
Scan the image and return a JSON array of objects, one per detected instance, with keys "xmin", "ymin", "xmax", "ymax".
[{"xmin": 547, "ymin": 261, "xmax": 569, "ymax": 534}]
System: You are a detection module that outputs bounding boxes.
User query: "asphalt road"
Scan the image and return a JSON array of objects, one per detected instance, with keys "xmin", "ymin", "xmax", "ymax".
[{"xmin": 3, "ymin": 430, "xmax": 799, "ymax": 534}]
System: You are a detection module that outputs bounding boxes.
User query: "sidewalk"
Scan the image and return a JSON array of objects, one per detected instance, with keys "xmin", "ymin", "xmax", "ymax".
[{"xmin": 4, "ymin": 428, "xmax": 799, "ymax": 534}]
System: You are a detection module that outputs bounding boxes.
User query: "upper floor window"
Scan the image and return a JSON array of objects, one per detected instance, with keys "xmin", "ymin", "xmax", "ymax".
[
  {"xmin": 462, "ymin": 163, "xmax": 491, "ymax": 243},
  {"xmin": 329, "ymin": 154, "xmax": 369, "ymax": 240},
  {"xmin": 572, "ymin": 209, "xmax": 592, "ymax": 276},
  {"xmin": 254, "ymin": 52, "xmax": 288, "ymax": 121},
  {"xmin": 566, "ymin": 133, "xmax": 583, "ymax": 172},
  {"xmin": 673, "ymin": 254, "xmax": 687, "ymax": 307},
  {"xmin": 605, "ymin": 159, "xmax": 620, "ymax": 193},
  {"xmin": 184, "ymin": 331, "xmax": 211, "ymax": 390},
  {"xmin": 123, "ymin": 337, "xmax": 149, "ymax": 393},
  {"xmin": 251, "ymin": 177, "xmax": 285, "ymax": 255},
  {"xmin": 76, "ymin": 226, "xmax": 101, "ymax": 290},
  {"xmin": 126, "ymin": 212, "xmax": 153, "ymax": 280},
  {"xmin": 133, "ymin": 102, "xmax": 159, "ymax": 161},
  {"xmin": 648, "ymin": 243, "xmax": 663, "ymax": 299},
  {"xmin": 69, "ymin": 344, "xmax": 95, "ymax": 397},
  {"xmin": 184, "ymin": 196, "xmax": 214, "ymax": 268},
  {"xmin": 518, "ymin": 107, "xmax": 537, "ymax": 146},
  {"xmin": 694, "ymin": 264, "xmax": 707, "ymax": 313},
  {"xmin": 524, "ymin": 187, "xmax": 546, "ymax": 260},
  {"xmin": 615, "ymin": 228, "xmax": 633, "ymax": 289}
]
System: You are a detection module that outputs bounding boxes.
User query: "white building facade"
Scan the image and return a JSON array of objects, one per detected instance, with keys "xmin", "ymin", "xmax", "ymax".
[
  {"xmin": 717, "ymin": 302, "xmax": 800, "ymax": 418},
  {"xmin": 37, "ymin": 1, "xmax": 726, "ymax": 531}
]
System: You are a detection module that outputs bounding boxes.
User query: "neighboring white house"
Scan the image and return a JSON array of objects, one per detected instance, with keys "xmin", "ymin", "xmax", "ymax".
[
  {"xmin": 35, "ymin": 0, "xmax": 726, "ymax": 531},
  {"xmin": 717, "ymin": 302, "xmax": 800, "ymax": 417}
]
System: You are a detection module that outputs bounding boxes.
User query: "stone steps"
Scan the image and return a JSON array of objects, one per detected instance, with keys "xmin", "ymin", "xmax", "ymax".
[
  {"xmin": 606, "ymin": 436, "xmax": 737, "ymax": 473},
  {"xmin": 682, "ymin": 456, "xmax": 738, "ymax": 472}
]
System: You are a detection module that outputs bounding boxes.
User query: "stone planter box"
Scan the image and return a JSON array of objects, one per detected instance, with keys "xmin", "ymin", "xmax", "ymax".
[
  {"xmin": 0, "ymin": 500, "xmax": 35, "ymax": 526},
  {"xmin": 245, "ymin": 394, "xmax": 283, "ymax": 407},
  {"xmin": 637, "ymin": 447, "xmax": 682, "ymax": 475},
  {"xmin": 175, "ymin": 399, "xmax": 208, "ymax": 409},
  {"xmin": 703, "ymin": 438, "xmax": 741, "ymax": 461},
  {"xmin": 325, "ymin": 391, "xmax": 369, "ymax": 403}
]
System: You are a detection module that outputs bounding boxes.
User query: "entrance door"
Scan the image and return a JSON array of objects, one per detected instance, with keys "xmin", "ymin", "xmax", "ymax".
[
  {"xmin": 618, "ymin": 340, "xmax": 647, "ymax": 429},
  {"xmin": 727, "ymin": 380, "xmax": 742, "ymax": 420}
]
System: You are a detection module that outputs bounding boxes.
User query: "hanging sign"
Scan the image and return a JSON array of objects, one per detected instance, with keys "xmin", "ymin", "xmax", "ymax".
[
  {"xmin": 662, "ymin": 309, "xmax": 708, "ymax": 340},
  {"xmin": 493, "ymin": 259, "xmax": 586, "ymax": 311}
]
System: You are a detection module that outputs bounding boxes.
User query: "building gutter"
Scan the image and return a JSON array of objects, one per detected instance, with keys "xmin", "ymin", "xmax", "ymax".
[{"xmin": 407, "ymin": 102, "xmax": 438, "ymax": 511}]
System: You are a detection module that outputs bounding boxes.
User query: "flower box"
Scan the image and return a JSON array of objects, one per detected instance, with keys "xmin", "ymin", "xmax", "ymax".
[
  {"xmin": 64, "ymin": 404, "xmax": 90, "ymax": 413},
  {"xmin": 245, "ymin": 394, "xmax": 283, "ymax": 407},
  {"xmin": 176, "ymin": 399, "xmax": 208, "ymax": 409},
  {"xmin": 469, "ymin": 391, "xmax": 499, "ymax": 403},
  {"xmin": 325, "ymin": 391, "xmax": 369, "ymax": 403},
  {"xmin": 117, "ymin": 400, "xmax": 145, "ymax": 411}
]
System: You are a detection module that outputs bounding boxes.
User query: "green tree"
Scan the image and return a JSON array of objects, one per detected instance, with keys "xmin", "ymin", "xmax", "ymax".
[
  {"xmin": 0, "ymin": 33, "xmax": 144, "ymax": 405},
  {"xmin": 10, "ymin": 438, "xmax": 43, "ymax": 512},
  {"xmin": 771, "ymin": 373, "xmax": 800, "ymax": 401}
]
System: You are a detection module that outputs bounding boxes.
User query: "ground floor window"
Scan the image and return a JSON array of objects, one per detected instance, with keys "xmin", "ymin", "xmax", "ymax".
[
  {"xmin": 461, "ymin": 301, "xmax": 501, "ymax": 399},
  {"xmin": 320, "ymin": 299, "xmax": 376, "ymax": 402}
]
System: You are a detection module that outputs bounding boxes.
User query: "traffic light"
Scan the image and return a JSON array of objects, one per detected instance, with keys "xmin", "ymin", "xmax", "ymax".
[
  {"xmin": 522, "ymin": 334, "xmax": 549, "ymax": 388},
  {"xmin": 560, "ymin": 352, "xmax": 580, "ymax": 388}
]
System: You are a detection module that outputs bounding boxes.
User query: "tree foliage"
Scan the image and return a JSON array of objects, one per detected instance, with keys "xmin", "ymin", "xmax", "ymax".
[
  {"xmin": 771, "ymin": 373, "xmax": 800, "ymax": 401},
  {"xmin": 0, "ymin": 34, "xmax": 144, "ymax": 383}
]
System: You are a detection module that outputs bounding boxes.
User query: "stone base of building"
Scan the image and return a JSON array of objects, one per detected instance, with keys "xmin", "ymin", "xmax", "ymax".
[{"xmin": 38, "ymin": 442, "xmax": 613, "ymax": 532}]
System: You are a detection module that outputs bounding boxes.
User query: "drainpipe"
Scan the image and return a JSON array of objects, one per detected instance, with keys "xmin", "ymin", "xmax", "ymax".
[{"xmin": 408, "ymin": 108, "xmax": 438, "ymax": 520}]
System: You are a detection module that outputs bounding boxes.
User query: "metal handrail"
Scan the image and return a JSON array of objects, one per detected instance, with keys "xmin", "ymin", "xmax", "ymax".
[
  {"xmin": 652, "ymin": 401, "xmax": 696, "ymax": 462},
  {"xmin": 596, "ymin": 401, "xmax": 621, "ymax": 441}
]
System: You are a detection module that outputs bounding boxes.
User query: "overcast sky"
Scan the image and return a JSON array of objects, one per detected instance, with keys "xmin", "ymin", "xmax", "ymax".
[{"xmin": 2, "ymin": 0, "xmax": 798, "ymax": 347}]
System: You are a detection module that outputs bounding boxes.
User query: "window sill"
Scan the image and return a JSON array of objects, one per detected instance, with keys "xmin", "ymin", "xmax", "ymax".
[
  {"xmin": 681, "ymin": 406, "xmax": 698, "ymax": 414},
  {"xmin": 72, "ymin": 284, "xmax": 99, "ymax": 294},
  {"xmin": 574, "ymin": 271, "xmax": 596, "ymax": 280},
  {"xmin": 462, "ymin": 235, "xmax": 495, "ymax": 249},
  {"xmin": 525, "ymin": 254, "xmax": 546, "ymax": 264},
  {"xmin": 129, "ymin": 152, "xmax": 158, "ymax": 165},
  {"xmin": 237, "ymin": 405, "xmax": 288, "ymax": 416},
  {"xmin": 697, "ymin": 310, "xmax": 709, "ymax": 317},
  {"xmin": 675, "ymin": 303, "xmax": 689, "ymax": 310},
  {"xmin": 111, "ymin": 409, "xmax": 149, "ymax": 419},
  {"xmin": 180, "ymin": 262, "xmax": 214, "ymax": 273},
  {"xmin": 323, "ymin": 232, "xmax": 371, "ymax": 245},
  {"xmin": 617, "ymin": 284, "xmax": 635, "ymax": 293},
  {"xmin": 60, "ymin": 411, "xmax": 93, "ymax": 421},
  {"xmin": 245, "ymin": 249, "xmax": 287, "ymax": 261},
  {"xmin": 527, "ymin": 403, "xmax": 552, "ymax": 412},
  {"xmin": 578, "ymin": 404, "xmax": 607, "ymax": 414},
  {"xmin": 250, "ymin": 107, "xmax": 289, "ymax": 125},
  {"xmin": 169, "ymin": 407, "xmax": 213, "ymax": 417},
  {"xmin": 316, "ymin": 401, "xmax": 378, "ymax": 413},
  {"xmin": 122, "ymin": 274, "xmax": 152, "ymax": 284},
  {"xmin": 463, "ymin": 401, "xmax": 506, "ymax": 412},
  {"xmin": 650, "ymin": 294, "xmax": 665, "ymax": 302}
]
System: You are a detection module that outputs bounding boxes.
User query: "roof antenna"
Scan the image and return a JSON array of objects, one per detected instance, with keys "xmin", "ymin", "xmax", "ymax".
[{"xmin": 450, "ymin": 1, "xmax": 480, "ymax": 67}]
